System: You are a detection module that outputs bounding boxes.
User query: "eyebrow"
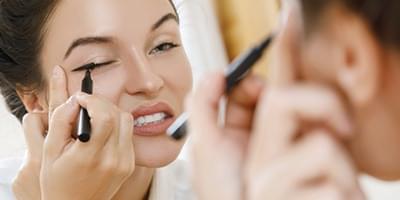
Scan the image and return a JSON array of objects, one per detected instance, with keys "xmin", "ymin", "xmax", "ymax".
[
  {"xmin": 151, "ymin": 13, "xmax": 179, "ymax": 31},
  {"xmin": 64, "ymin": 37, "xmax": 113, "ymax": 60},
  {"xmin": 64, "ymin": 13, "xmax": 179, "ymax": 60}
]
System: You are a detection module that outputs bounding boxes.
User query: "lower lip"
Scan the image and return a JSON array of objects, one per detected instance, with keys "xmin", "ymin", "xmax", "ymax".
[{"xmin": 133, "ymin": 117, "xmax": 175, "ymax": 137}]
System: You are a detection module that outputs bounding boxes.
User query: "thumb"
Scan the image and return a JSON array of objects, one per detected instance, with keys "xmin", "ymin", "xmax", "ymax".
[{"xmin": 48, "ymin": 65, "xmax": 69, "ymax": 120}]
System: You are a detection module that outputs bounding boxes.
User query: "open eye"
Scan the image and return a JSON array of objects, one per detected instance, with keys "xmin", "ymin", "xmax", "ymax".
[{"xmin": 149, "ymin": 42, "xmax": 180, "ymax": 55}]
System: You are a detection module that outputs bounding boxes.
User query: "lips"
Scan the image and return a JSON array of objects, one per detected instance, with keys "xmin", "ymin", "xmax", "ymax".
[{"xmin": 131, "ymin": 102, "xmax": 175, "ymax": 136}]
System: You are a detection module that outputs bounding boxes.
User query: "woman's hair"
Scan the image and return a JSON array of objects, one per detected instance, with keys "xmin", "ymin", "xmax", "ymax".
[
  {"xmin": 301, "ymin": 0, "xmax": 400, "ymax": 49},
  {"xmin": 0, "ymin": 0, "xmax": 178, "ymax": 122}
]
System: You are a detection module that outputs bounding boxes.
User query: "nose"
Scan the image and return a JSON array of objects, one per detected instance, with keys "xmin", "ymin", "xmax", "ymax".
[{"xmin": 124, "ymin": 49, "xmax": 164, "ymax": 97}]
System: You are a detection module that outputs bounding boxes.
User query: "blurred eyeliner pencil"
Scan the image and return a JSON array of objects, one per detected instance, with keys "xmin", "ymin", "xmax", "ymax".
[{"xmin": 167, "ymin": 34, "xmax": 275, "ymax": 140}]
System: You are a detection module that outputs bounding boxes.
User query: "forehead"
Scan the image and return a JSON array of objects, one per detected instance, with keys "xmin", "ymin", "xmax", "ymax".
[{"xmin": 42, "ymin": 0, "xmax": 175, "ymax": 60}]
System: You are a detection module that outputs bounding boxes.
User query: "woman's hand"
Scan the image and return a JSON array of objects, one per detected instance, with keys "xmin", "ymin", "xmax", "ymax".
[
  {"xmin": 38, "ymin": 65, "xmax": 135, "ymax": 200},
  {"xmin": 12, "ymin": 112, "xmax": 47, "ymax": 200},
  {"xmin": 187, "ymin": 70, "xmax": 265, "ymax": 200},
  {"xmin": 244, "ymin": 7, "xmax": 365, "ymax": 199},
  {"xmin": 245, "ymin": 85, "xmax": 365, "ymax": 200}
]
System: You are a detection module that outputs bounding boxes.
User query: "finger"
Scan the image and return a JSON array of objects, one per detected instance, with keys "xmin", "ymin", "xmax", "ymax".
[
  {"xmin": 75, "ymin": 93, "xmax": 117, "ymax": 151},
  {"xmin": 187, "ymin": 71, "xmax": 225, "ymax": 142},
  {"xmin": 22, "ymin": 112, "xmax": 48, "ymax": 162},
  {"xmin": 247, "ymin": 85, "xmax": 353, "ymax": 170},
  {"xmin": 100, "ymin": 110, "xmax": 120, "ymax": 158},
  {"xmin": 45, "ymin": 96, "xmax": 80, "ymax": 161},
  {"xmin": 248, "ymin": 131, "xmax": 360, "ymax": 200},
  {"xmin": 289, "ymin": 131, "xmax": 358, "ymax": 192},
  {"xmin": 295, "ymin": 181, "xmax": 365, "ymax": 200},
  {"xmin": 294, "ymin": 183, "xmax": 344, "ymax": 200},
  {"xmin": 269, "ymin": 6, "xmax": 302, "ymax": 86},
  {"xmin": 117, "ymin": 112, "xmax": 135, "ymax": 176},
  {"xmin": 48, "ymin": 65, "xmax": 69, "ymax": 119},
  {"xmin": 225, "ymin": 74, "xmax": 265, "ymax": 130}
]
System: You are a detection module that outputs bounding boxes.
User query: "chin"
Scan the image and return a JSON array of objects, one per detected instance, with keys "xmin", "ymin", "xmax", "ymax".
[
  {"xmin": 350, "ymin": 143, "xmax": 400, "ymax": 181},
  {"xmin": 132, "ymin": 134, "xmax": 186, "ymax": 168}
]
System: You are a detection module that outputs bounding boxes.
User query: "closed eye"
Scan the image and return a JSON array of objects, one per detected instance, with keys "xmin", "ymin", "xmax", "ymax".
[
  {"xmin": 72, "ymin": 60, "xmax": 117, "ymax": 72},
  {"xmin": 149, "ymin": 42, "xmax": 180, "ymax": 55}
]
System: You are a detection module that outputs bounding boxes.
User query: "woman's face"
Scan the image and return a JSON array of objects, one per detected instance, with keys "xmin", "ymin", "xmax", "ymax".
[
  {"xmin": 39, "ymin": 0, "xmax": 193, "ymax": 167},
  {"xmin": 277, "ymin": 1, "xmax": 400, "ymax": 180}
]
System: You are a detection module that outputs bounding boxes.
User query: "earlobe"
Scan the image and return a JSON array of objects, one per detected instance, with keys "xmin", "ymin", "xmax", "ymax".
[
  {"xmin": 335, "ymin": 18, "xmax": 383, "ymax": 108},
  {"xmin": 17, "ymin": 90, "xmax": 45, "ymax": 113}
]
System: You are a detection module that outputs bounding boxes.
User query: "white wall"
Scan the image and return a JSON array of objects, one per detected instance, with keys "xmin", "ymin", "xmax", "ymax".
[{"xmin": 0, "ymin": 96, "xmax": 25, "ymax": 159}]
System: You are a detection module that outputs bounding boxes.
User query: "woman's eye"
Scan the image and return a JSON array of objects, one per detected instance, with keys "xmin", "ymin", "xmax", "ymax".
[
  {"xmin": 72, "ymin": 60, "xmax": 116, "ymax": 72},
  {"xmin": 149, "ymin": 42, "xmax": 179, "ymax": 55}
]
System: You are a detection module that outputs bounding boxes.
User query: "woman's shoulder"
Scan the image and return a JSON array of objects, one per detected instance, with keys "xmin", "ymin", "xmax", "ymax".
[
  {"xmin": 0, "ymin": 157, "xmax": 23, "ymax": 200},
  {"xmin": 149, "ymin": 159, "xmax": 196, "ymax": 200}
]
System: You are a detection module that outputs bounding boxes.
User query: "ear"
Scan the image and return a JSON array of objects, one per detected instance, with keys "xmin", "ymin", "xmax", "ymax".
[
  {"xmin": 17, "ymin": 90, "xmax": 46, "ymax": 113},
  {"xmin": 334, "ymin": 15, "xmax": 383, "ymax": 108}
]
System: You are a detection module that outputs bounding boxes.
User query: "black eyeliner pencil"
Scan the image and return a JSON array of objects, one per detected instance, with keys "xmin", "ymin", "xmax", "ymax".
[
  {"xmin": 77, "ymin": 69, "xmax": 93, "ymax": 142},
  {"xmin": 167, "ymin": 34, "xmax": 274, "ymax": 140}
]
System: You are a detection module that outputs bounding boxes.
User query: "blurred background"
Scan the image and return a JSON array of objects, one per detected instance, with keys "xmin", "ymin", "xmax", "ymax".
[{"xmin": 1, "ymin": 0, "xmax": 399, "ymax": 199}]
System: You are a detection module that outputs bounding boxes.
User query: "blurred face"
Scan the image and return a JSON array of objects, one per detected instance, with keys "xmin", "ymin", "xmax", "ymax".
[
  {"xmin": 39, "ymin": 0, "xmax": 192, "ymax": 167},
  {"xmin": 277, "ymin": 1, "xmax": 400, "ymax": 180}
]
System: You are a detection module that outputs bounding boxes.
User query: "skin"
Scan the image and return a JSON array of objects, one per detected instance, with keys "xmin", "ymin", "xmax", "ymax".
[
  {"xmin": 12, "ymin": 0, "xmax": 192, "ymax": 199},
  {"xmin": 189, "ymin": 0, "xmax": 400, "ymax": 199}
]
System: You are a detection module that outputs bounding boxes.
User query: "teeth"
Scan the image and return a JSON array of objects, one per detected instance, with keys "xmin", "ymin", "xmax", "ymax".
[{"xmin": 134, "ymin": 112, "xmax": 167, "ymax": 127}]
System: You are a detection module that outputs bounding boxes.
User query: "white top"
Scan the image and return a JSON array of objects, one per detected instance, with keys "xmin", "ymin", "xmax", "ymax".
[{"xmin": 0, "ymin": 157, "xmax": 195, "ymax": 200}]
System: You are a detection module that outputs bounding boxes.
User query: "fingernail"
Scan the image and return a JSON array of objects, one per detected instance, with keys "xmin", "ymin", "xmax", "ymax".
[
  {"xmin": 76, "ymin": 92, "xmax": 88, "ymax": 101},
  {"xmin": 66, "ymin": 95, "xmax": 77, "ymax": 106},
  {"xmin": 52, "ymin": 65, "xmax": 62, "ymax": 78}
]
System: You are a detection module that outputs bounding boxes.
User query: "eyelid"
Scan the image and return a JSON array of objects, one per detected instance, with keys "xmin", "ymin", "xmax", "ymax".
[
  {"xmin": 72, "ymin": 60, "xmax": 117, "ymax": 72},
  {"xmin": 148, "ymin": 42, "xmax": 180, "ymax": 55}
]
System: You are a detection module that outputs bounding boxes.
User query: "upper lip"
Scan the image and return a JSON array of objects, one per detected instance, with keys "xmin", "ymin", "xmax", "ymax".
[{"xmin": 131, "ymin": 102, "xmax": 174, "ymax": 119}]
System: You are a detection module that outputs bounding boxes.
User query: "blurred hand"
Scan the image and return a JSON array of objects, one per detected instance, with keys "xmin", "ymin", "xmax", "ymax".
[
  {"xmin": 245, "ymin": 85, "xmax": 365, "ymax": 200},
  {"xmin": 245, "ymin": 7, "xmax": 365, "ymax": 200},
  {"xmin": 188, "ymin": 70, "xmax": 265, "ymax": 200}
]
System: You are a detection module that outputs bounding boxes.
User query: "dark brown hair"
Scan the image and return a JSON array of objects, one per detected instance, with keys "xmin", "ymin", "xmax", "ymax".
[
  {"xmin": 0, "ymin": 0, "xmax": 179, "ymax": 122},
  {"xmin": 301, "ymin": 0, "xmax": 400, "ymax": 49},
  {"xmin": 0, "ymin": 0, "xmax": 59, "ymax": 121}
]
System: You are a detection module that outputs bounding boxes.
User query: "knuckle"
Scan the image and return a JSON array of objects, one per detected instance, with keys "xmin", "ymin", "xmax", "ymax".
[
  {"xmin": 76, "ymin": 158, "xmax": 96, "ymax": 170},
  {"xmin": 117, "ymin": 163, "xmax": 134, "ymax": 178},
  {"xmin": 11, "ymin": 179, "xmax": 22, "ymax": 195},
  {"xmin": 95, "ymin": 113, "xmax": 114, "ymax": 128},
  {"xmin": 99, "ymin": 157, "xmax": 118, "ymax": 174},
  {"xmin": 120, "ymin": 112, "xmax": 133, "ymax": 123},
  {"xmin": 313, "ymin": 134, "xmax": 339, "ymax": 164},
  {"xmin": 323, "ymin": 186, "xmax": 344, "ymax": 200},
  {"xmin": 50, "ymin": 104, "xmax": 67, "ymax": 121}
]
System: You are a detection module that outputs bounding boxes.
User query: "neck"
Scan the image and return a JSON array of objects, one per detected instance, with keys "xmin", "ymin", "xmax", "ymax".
[{"xmin": 112, "ymin": 166, "xmax": 155, "ymax": 200}]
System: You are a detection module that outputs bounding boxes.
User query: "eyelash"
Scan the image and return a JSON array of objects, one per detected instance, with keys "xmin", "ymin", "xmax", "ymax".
[
  {"xmin": 73, "ymin": 60, "xmax": 116, "ymax": 72},
  {"xmin": 73, "ymin": 42, "xmax": 179, "ymax": 72},
  {"xmin": 149, "ymin": 42, "xmax": 180, "ymax": 55}
]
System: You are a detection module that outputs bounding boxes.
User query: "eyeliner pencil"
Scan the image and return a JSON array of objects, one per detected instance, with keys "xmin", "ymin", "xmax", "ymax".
[
  {"xmin": 77, "ymin": 69, "xmax": 93, "ymax": 142},
  {"xmin": 167, "ymin": 34, "xmax": 274, "ymax": 140}
]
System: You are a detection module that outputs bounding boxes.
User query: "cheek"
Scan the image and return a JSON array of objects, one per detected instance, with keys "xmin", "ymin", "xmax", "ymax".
[
  {"xmin": 153, "ymin": 50, "xmax": 193, "ymax": 98},
  {"xmin": 67, "ymin": 68, "xmax": 125, "ymax": 103}
]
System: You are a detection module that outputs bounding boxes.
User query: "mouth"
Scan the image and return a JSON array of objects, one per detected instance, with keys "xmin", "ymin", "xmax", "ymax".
[{"xmin": 131, "ymin": 102, "xmax": 175, "ymax": 136}]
